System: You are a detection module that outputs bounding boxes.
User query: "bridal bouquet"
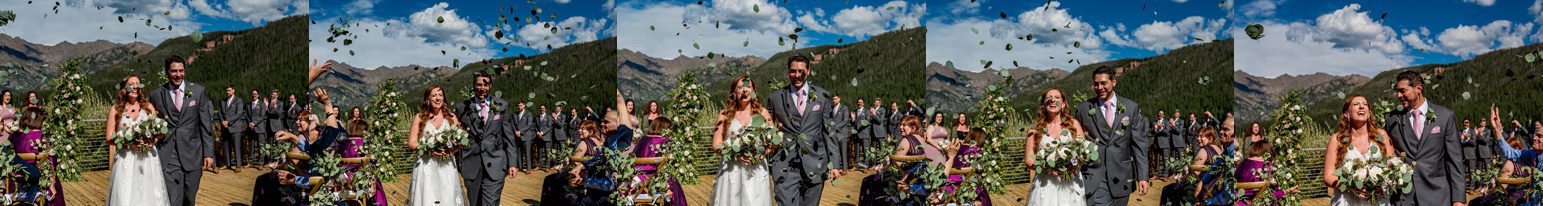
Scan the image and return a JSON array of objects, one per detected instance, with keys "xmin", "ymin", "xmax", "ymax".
[
  {"xmin": 1334, "ymin": 155, "xmax": 1412, "ymax": 202},
  {"xmin": 717, "ymin": 114, "xmax": 780, "ymax": 164},
  {"xmin": 1031, "ymin": 130, "xmax": 1098, "ymax": 177},
  {"xmin": 417, "ymin": 126, "xmax": 469, "ymax": 157},
  {"xmin": 111, "ymin": 116, "xmax": 169, "ymax": 151}
]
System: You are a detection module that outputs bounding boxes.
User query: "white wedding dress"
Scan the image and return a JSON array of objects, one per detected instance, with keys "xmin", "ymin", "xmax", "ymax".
[
  {"xmin": 106, "ymin": 112, "xmax": 170, "ymax": 206},
  {"xmin": 709, "ymin": 118, "xmax": 774, "ymax": 205},
  {"xmin": 1027, "ymin": 133, "xmax": 1086, "ymax": 206},
  {"xmin": 1332, "ymin": 144, "xmax": 1388, "ymax": 206},
  {"xmin": 409, "ymin": 120, "xmax": 465, "ymax": 206}
]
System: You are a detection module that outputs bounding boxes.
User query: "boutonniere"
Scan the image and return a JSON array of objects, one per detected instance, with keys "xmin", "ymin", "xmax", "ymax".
[
  {"xmin": 1116, "ymin": 103, "xmax": 1127, "ymax": 114},
  {"xmin": 181, "ymin": 88, "xmax": 192, "ymax": 99},
  {"xmin": 1425, "ymin": 110, "xmax": 1437, "ymax": 123},
  {"xmin": 1120, "ymin": 116, "xmax": 1131, "ymax": 127},
  {"xmin": 1087, "ymin": 106, "xmax": 1099, "ymax": 116}
]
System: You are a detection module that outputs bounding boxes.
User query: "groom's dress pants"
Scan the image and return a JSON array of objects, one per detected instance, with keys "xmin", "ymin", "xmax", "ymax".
[{"xmin": 165, "ymin": 168, "xmax": 203, "ymax": 206}]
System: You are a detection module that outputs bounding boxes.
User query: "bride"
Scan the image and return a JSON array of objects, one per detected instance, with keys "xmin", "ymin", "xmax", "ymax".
[
  {"xmin": 407, "ymin": 85, "xmax": 465, "ymax": 206},
  {"xmin": 1323, "ymin": 95, "xmax": 1395, "ymax": 206},
  {"xmin": 1023, "ymin": 88, "xmax": 1087, "ymax": 206},
  {"xmin": 709, "ymin": 76, "xmax": 776, "ymax": 205},
  {"xmin": 105, "ymin": 75, "xmax": 170, "ymax": 205}
]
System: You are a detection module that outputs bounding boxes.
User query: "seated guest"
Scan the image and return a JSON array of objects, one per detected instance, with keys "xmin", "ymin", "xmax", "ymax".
[
  {"xmin": 628, "ymin": 119, "xmax": 687, "ymax": 206},
  {"xmin": 8, "ymin": 108, "xmax": 61, "ymax": 205}
]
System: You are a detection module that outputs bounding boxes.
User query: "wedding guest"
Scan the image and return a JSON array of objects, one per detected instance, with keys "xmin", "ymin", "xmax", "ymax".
[
  {"xmin": 938, "ymin": 128, "xmax": 991, "ymax": 206},
  {"xmin": 11, "ymin": 108, "xmax": 62, "ymax": 205},
  {"xmin": 628, "ymin": 118, "xmax": 687, "ymax": 206}
]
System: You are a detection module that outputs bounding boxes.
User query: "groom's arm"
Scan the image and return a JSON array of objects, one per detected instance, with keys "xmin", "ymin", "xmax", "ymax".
[
  {"xmin": 1441, "ymin": 114, "xmax": 1465, "ymax": 203},
  {"xmin": 199, "ymin": 90, "xmax": 215, "ymax": 158},
  {"xmin": 1132, "ymin": 113, "xmax": 1151, "ymax": 181}
]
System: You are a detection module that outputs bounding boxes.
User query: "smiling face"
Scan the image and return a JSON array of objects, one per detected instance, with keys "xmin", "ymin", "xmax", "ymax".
[
  {"xmin": 428, "ymin": 87, "xmax": 445, "ymax": 111},
  {"xmin": 226, "ymin": 87, "xmax": 235, "ymax": 97},
  {"xmin": 251, "ymin": 90, "xmax": 260, "ymax": 100},
  {"xmin": 166, "ymin": 62, "xmax": 185, "ymax": 85},
  {"xmin": 1, "ymin": 91, "xmax": 9, "ymax": 105},
  {"xmin": 474, "ymin": 76, "xmax": 492, "ymax": 97},
  {"xmin": 787, "ymin": 61, "xmax": 809, "ymax": 88},
  {"xmin": 1043, "ymin": 89, "xmax": 1065, "ymax": 114},
  {"xmin": 1394, "ymin": 79, "xmax": 1423, "ymax": 109},
  {"xmin": 734, "ymin": 79, "xmax": 755, "ymax": 106},
  {"xmin": 1092, "ymin": 73, "xmax": 1116, "ymax": 100},
  {"xmin": 1344, "ymin": 96, "xmax": 1372, "ymax": 125},
  {"xmin": 125, "ymin": 76, "xmax": 142, "ymax": 99}
]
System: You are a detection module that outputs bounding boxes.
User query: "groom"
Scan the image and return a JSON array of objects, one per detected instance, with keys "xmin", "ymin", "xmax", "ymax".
[
  {"xmin": 455, "ymin": 73, "xmax": 519, "ymax": 206},
  {"xmin": 148, "ymin": 55, "xmax": 216, "ymax": 206},
  {"xmin": 767, "ymin": 55, "xmax": 841, "ymax": 206},
  {"xmin": 1385, "ymin": 71, "xmax": 1465, "ymax": 206},
  {"xmin": 1073, "ymin": 66, "xmax": 1150, "ymax": 206}
]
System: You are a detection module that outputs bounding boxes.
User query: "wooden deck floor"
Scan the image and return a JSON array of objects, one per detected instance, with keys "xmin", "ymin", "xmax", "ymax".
[{"xmin": 60, "ymin": 169, "xmax": 870, "ymax": 206}]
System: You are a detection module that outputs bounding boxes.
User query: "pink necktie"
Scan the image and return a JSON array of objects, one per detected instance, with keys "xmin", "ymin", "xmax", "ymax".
[
  {"xmin": 173, "ymin": 90, "xmax": 183, "ymax": 111},
  {"xmin": 1104, "ymin": 102, "xmax": 1115, "ymax": 127},
  {"xmin": 796, "ymin": 89, "xmax": 806, "ymax": 115},
  {"xmin": 480, "ymin": 102, "xmax": 490, "ymax": 124},
  {"xmin": 1413, "ymin": 109, "xmax": 1424, "ymax": 140}
]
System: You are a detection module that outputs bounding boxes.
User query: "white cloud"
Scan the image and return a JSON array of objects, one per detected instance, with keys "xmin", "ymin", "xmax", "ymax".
[
  {"xmin": 1435, "ymin": 20, "xmax": 1533, "ymax": 56},
  {"xmin": 1129, "ymin": 16, "xmax": 1225, "ymax": 51},
  {"xmin": 927, "ymin": 18, "xmax": 1109, "ymax": 72},
  {"xmin": 1241, "ymin": 0, "xmax": 1280, "ymax": 19},
  {"xmin": 189, "ymin": 0, "xmax": 306, "ymax": 25},
  {"xmin": 404, "ymin": 2, "xmax": 488, "ymax": 47},
  {"xmin": 0, "ymin": 0, "xmax": 199, "ymax": 45},
  {"xmin": 683, "ymin": 0, "xmax": 796, "ymax": 33},
  {"xmin": 990, "ymin": 1, "xmax": 1100, "ymax": 47},
  {"xmin": 1401, "ymin": 27, "xmax": 1437, "ymax": 52},
  {"xmin": 617, "ymin": 1, "xmax": 800, "ymax": 58},
  {"xmin": 1173, "ymin": 0, "xmax": 1189, "ymax": 3},
  {"xmin": 1464, "ymin": 0, "xmax": 1496, "ymax": 6},
  {"xmin": 343, "ymin": 0, "xmax": 379, "ymax": 16},
  {"xmin": 502, "ymin": 16, "xmax": 609, "ymax": 51},
  {"xmin": 1235, "ymin": 22, "xmax": 1411, "ymax": 77},
  {"xmin": 827, "ymin": 1, "xmax": 925, "ymax": 37},
  {"xmin": 1311, "ymin": 4, "xmax": 1404, "ymax": 54},
  {"xmin": 555, "ymin": 0, "xmax": 573, "ymax": 4},
  {"xmin": 947, "ymin": 0, "xmax": 980, "ymax": 15},
  {"xmin": 309, "ymin": 18, "xmax": 492, "ymax": 69},
  {"xmin": 1099, "ymin": 23, "xmax": 1134, "ymax": 47}
]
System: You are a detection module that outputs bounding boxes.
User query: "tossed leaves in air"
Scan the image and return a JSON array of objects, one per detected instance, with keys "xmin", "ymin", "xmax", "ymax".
[
  {"xmin": 1380, "ymin": 12, "xmax": 1388, "ymax": 20},
  {"xmin": 343, "ymin": 39, "xmax": 353, "ymax": 46},
  {"xmin": 778, "ymin": 37, "xmax": 786, "ymax": 46},
  {"xmin": 707, "ymin": 52, "xmax": 715, "ymax": 59},
  {"xmin": 754, "ymin": 4, "xmax": 760, "ymax": 13},
  {"xmin": 744, "ymin": 39, "xmax": 750, "ymax": 47},
  {"xmin": 693, "ymin": 42, "xmax": 700, "ymax": 49},
  {"xmin": 1245, "ymin": 24, "xmax": 1265, "ymax": 40},
  {"xmin": 788, "ymin": 34, "xmax": 799, "ymax": 41},
  {"xmin": 794, "ymin": 27, "xmax": 804, "ymax": 33},
  {"xmin": 349, "ymin": 50, "xmax": 355, "ymax": 56},
  {"xmin": 453, "ymin": 59, "xmax": 460, "ymax": 68},
  {"xmin": 649, "ymin": 25, "xmax": 655, "ymax": 31},
  {"xmin": 982, "ymin": 60, "xmax": 993, "ymax": 69},
  {"xmin": 118, "ymin": 16, "xmax": 123, "ymax": 22},
  {"xmin": 945, "ymin": 61, "xmax": 955, "ymax": 69},
  {"xmin": 1073, "ymin": 41, "xmax": 1081, "ymax": 48},
  {"xmin": 979, "ymin": 41, "xmax": 985, "ymax": 46},
  {"xmin": 1005, "ymin": 43, "xmax": 1013, "ymax": 51},
  {"xmin": 190, "ymin": 31, "xmax": 203, "ymax": 42},
  {"xmin": 1000, "ymin": 12, "xmax": 1007, "ymax": 19},
  {"xmin": 495, "ymin": 30, "xmax": 504, "ymax": 39},
  {"xmin": 850, "ymin": 78, "xmax": 859, "ymax": 86},
  {"xmin": 1527, "ymin": 53, "xmax": 1537, "ymax": 63},
  {"xmin": 1461, "ymin": 92, "xmax": 1471, "ymax": 100},
  {"xmin": 437, "ymin": 16, "xmax": 445, "ymax": 23}
]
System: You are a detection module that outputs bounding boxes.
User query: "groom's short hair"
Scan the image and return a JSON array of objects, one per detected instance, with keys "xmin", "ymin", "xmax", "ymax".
[
  {"xmin": 164, "ymin": 55, "xmax": 185, "ymax": 71},
  {"xmin": 1396, "ymin": 70, "xmax": 1423, "ymax": 87},
  {"xmin": 474, "ymin": 72, "xmax": 493, "ymax": 81},
  {"xmin": 787, "ymin": 55, "xmax": 811, "ymax": 69},
  {"xmin": 1092, "ymin": 66, "xmax": 1116, "ymax": 80}
]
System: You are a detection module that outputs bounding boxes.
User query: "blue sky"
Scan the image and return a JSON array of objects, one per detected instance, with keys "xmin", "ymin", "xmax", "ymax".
[
  {"xmin": 308, "ymin": 0, "xmax": 614, "ymax": 69},
  {"xmin": 617, "ymin": 0, "xmax": 925, "ymax": 58},
  {"xmin": 1235, "ymin": 0, "xmax": 1540, "ymax": 76},
  {"xmin": 0, "ymin": 0, "xmax": 306, "ymax": 46},
  {"xmin": 927, "ymin": 0, "xmax": 1232, "ymax": 71}
]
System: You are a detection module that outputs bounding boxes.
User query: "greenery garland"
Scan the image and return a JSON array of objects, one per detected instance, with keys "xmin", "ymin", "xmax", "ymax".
[
  {"xmin": 966, "ymin": 70, "xmax": 1019, "ymax": 195},
  {"xmin": 41, "ymin": 59, "xmax": 93, "ymax": 182},
  {"xmin": 362, "ymin": 80, "xmax": 408, "ymax": 182},
  {"xmin": 1254, "ymin": 91, "xmax": 1312, "ymax": 206},
  {"xmin": 656, "ymin": 72, "xmax": 710, "ymax": 186}
]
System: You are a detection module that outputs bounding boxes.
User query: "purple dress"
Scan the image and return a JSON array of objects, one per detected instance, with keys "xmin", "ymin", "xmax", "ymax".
[
  {"xmin": 943, "ymin": 144, "xmax": 991, "ymax": 206},
  {"xmin": 10, "ymin": 130, "xmax": 66, "ymax": 206},
  {"xmin": 632, "ymin": 135, "xmax": 688, "ymax": 206},
  {"xmin": 1233, "ymin": 159, "xmax": 1284, "ymax": 206},
  {"xmin": 336, "ymin": 137, "xmax": 388, "ymax": 206}
]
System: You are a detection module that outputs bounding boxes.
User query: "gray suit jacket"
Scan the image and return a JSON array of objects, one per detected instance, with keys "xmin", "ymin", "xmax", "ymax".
[
  {"xmin": 222, "ymin": 97, "xmax": 247, "ymax": 134},
  {"xmin": 456, "ymin": 97, "xmax": 517, "ymax": 179},
  {"xmin": 265, "ymin": 100, "xmax": 285, "ymax": 133},
  {"xmin": 535, "ymin": 114, "xmax": 553, "ymax": 141},
  {"xmin": 767, "ymin": 85, "xmax": 838, "ymax": 182},
  {"xmin": 552, "ymin": 113, "xmax": 569, "ymax": 141},
  {"xmin": 871, "ymin": 108, "xmax": 889, "ymax": 139},
  {"xmin": 1153, "ymin": 120, "xmax": 1171, "ymax": 148},
  {"xmin": 150, "ymin": 83, "xmax": 216, "ymax": 172},
  {"xmin": 854, "ymin": 108, "xmax": 872, "ymax": 140},
  {"xmin": 826, "ymin": 105, "xmax": 851, "ymax": 167},
  {"xmin": 512, "ymin": 110, "xmax": 534, "ymax": 141},
  {"xmin": 247, "ymin": 100, "xmax": 266, "ymax": 134},
  {"xmin": 1385, "ymin": 103, "xmax": 1464, "ymax": 206},
  {"xmin": 1073, "ymin": 96, "xmax": 1150, "ymax": 198}
]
